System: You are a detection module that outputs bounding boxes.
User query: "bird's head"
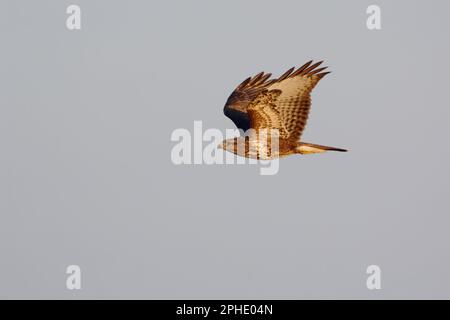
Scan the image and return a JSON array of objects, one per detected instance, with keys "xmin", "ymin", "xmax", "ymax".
[{"xmin": 218, "ymin": 137, "xmax": 247, "ymax": 156}]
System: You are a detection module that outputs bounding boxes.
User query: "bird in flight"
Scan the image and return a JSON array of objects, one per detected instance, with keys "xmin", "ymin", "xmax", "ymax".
[{"xmin": 219, "ymin": 60, "xmax": 347, "ymax": 159}]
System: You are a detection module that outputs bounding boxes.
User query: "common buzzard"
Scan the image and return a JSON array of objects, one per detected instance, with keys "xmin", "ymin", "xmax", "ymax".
[{"xmin": 219, "ymin": 60, "xmax": 347, "ymax": 159}]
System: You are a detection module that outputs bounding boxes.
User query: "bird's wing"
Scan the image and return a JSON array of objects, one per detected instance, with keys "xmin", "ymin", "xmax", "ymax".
[
  {"xmin": 266, "ymin": 60, "xmax": 330, "ymax": 141},
  {"xmin": 246, "ymin": 89, "xmax": 290, "ymax": 139},
  {"xmin": 223, "ymin": 61, "xmax": 329, "ymax": 139},
  {"xmin": 223, "ymin": 71, "xmax": 276, "ymax": 132}
]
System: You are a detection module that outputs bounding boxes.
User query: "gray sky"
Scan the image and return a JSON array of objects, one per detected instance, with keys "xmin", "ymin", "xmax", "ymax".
[{"xmin": 0, "ymin": 0, "xmax": 449, "ymax": 299}]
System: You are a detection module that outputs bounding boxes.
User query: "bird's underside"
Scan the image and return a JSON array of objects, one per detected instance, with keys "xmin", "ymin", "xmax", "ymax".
[{"xmin": 220, "ymin": 60, "xmax": 347, "ymax": 159}]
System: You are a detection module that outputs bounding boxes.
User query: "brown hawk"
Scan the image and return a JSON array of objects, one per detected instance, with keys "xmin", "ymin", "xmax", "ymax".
[{"xmin": 219, "ymin": 60, "xmax": 347, "ymax": 159}]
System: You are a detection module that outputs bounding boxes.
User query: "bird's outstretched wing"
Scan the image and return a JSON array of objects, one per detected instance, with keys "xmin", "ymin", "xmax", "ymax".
[
  {"xmin": 223, "ymin": 71, "xmax": 276, "ymax": 132},
  {"xmin": 266, "ymin": 61, "xmax": 329, "ymax": 141},
  {"xmin": 246, "ymin": 89, "xmax": 289, "ymax": 139},
  {"xmin": 223, "ymin": 61, "xmax": 329, "ymax": 140}
]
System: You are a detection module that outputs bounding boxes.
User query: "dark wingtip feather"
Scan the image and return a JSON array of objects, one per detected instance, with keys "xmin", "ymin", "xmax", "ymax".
[
  {"xmin": 277, "ymin": 67, "xmax": 295, "ymax": 81},
  {"xmin": 255, "ymin": 73, "xmax": 272, "ymax": 85},
  {"xmin": 291, "ymin": 60, "xmax": 313, "ymax": 77},
  {"xmin": 248, "ymin": 71, "xmax": 265, "ymax": 85},
  {"xmin": 300, "ymin": 60, "xmax": 324, "ymax": 76},
  {"xmin": 237, "ymin": 77, "xmax": 252, "ymax": 89},
  {"xmin": 317, "ymin": 71, "xmax": 331, "ymax": 78},
  {"xmin": 309, "ymin": 66, "xmax": 328, "ymax": 75}
]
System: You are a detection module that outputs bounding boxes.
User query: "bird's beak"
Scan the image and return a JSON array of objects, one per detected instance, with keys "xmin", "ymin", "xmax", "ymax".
[{"xmin": 217, "ymin": 142, "xmax": 224, "ymax": 149}]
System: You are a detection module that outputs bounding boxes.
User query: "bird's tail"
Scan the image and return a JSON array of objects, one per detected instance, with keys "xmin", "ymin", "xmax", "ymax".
[{"xmin": 295, "ymin": 142, "xmax": 347, "ymax": 154}]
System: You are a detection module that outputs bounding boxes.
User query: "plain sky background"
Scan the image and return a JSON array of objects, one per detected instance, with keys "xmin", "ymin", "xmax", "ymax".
[{"xmin": 1, "ymin": 0, "xmax": 450, "ymax": 299}]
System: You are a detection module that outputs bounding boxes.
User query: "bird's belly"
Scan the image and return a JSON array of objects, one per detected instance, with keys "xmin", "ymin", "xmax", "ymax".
[{"xmin": 244, "ymin": 139, "xmax": 293, "ymax": 159}]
